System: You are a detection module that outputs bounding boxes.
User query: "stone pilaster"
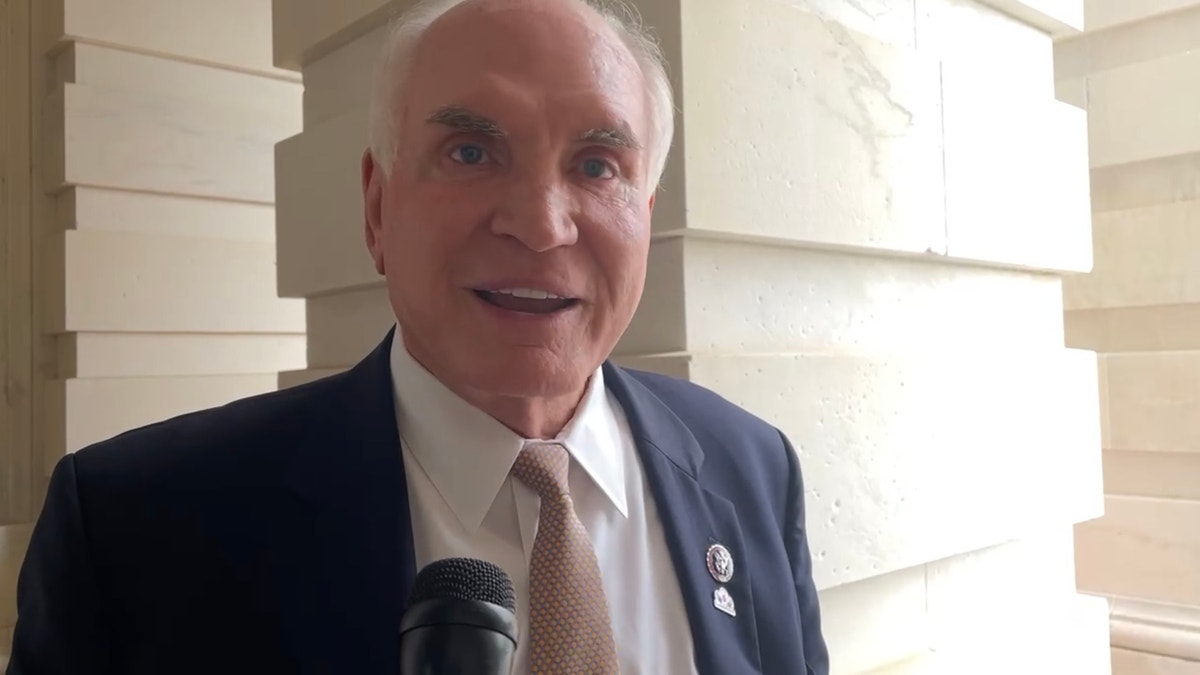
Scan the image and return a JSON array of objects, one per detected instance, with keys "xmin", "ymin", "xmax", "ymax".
[{"xmin": 1057, "ymin": 1, "xmax": 1200, "ymax": 671}]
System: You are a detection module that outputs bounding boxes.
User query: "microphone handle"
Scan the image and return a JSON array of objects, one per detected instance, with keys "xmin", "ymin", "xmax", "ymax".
[
  {"xmin": 400, "ymin": 625, "xmax": 517, "ymax": 675},
  {"xmin": 399, "ymin": 598, "xmax": 518, "ymax": 675}
]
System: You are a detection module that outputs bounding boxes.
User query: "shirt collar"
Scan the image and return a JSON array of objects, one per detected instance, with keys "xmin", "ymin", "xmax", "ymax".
[{"xmin": 388, "ymin": 325, "xmax": 628, "ymax": 532}]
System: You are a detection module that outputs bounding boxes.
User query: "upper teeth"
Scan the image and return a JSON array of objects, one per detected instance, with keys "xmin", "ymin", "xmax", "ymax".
[{"xmin": 493, "ymin": 288, "xmax": 563, "ymax": 300}]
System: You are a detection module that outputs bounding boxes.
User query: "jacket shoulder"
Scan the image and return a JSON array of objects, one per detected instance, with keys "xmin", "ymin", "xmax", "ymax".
[
  {"xmin": 622, "ymin": 366, "xmax": 783, "ymax": 445},
  {"xmin": 618, "ymin": 364, "xmax": 798, "ymax": 534},
  {"xmin": 619, "ymin": 366, "xmax": 794, "ymax": 484}
]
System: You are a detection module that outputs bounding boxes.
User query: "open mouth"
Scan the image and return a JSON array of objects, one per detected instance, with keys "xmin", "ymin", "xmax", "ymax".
[{"xmin": 474, "ymin": 288, "xmax": 579, "ymax": 315}]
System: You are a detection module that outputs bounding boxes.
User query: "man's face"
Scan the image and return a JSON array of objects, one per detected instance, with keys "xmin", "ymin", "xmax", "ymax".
[{"xmin": 363, "ymin": 0, "xmax": 655, "ymax": 406}]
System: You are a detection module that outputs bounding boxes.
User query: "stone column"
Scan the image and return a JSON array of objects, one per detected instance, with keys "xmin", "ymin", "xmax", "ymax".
[
  {"xmin": 273, "ymin": 0, "xmax": 1110, "ymax": 671},
  {"xmin": 1, "ymin": 0, "xmax": 304, "ymax": 663},
  {"xmin": 1056, "ymin": 1, "xmax": 1200, "ymax": 672}
]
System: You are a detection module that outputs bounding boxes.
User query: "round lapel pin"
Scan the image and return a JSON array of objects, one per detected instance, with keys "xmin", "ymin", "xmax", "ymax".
[{"xmin": 706, "ymin": 543, "xmax": 734, "ymax": 584}]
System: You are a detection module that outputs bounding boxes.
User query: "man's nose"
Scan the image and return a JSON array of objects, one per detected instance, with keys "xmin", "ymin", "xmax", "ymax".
[{"xmin": 491, "ymin": 174, "xmax": 579, "ymax": 252}]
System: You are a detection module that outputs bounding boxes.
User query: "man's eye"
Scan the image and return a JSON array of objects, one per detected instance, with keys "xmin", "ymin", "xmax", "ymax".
[
  {"xmin": 450, "ymin": 144, "xmax": 489, "ymax": 165},
  {"xmin": 581, "ymin": 158, "xmax": 615, "ymax": 179}
]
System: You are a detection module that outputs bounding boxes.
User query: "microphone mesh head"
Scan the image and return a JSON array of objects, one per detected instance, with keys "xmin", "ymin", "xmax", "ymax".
[{"xmin": 407, "ymin": 557, "xmax": 516, "ymax": 613}]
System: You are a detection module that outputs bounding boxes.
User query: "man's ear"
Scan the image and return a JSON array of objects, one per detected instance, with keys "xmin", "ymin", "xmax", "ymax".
[{"xmin": 362, "ymin": 148, "xmax": 386, "ymax": 276}]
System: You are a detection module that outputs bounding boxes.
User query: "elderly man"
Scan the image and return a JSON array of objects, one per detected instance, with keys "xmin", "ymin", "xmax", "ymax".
[{"xmin": 8, "ymin": 0, "xmax": 828, "ymax": 673}]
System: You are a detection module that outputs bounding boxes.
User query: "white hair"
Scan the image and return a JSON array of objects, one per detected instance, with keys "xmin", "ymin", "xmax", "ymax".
[{"xmin": 366, "ymin": 0, "xmax": 675, "ymax": 189}]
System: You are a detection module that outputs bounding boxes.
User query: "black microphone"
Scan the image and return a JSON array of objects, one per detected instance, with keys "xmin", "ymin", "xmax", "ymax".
[{"xmin": 399, "ymin": 557, "xmax": 519, "ymax": 675}]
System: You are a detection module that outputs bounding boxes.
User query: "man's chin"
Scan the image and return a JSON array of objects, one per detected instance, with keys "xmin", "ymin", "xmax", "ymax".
[{"xmin": 465, "ymin": 358, "xmax": 593, "ymax": 400}]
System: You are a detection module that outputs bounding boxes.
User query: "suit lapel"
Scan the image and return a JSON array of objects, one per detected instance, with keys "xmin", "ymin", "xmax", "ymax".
[
  {"xmin": 603, "ymin": 363, "xmax": 763, "ymax": 674},
  {"xmin": 275, "ymin": 331, "xmax": 417, "ymax": 672}
]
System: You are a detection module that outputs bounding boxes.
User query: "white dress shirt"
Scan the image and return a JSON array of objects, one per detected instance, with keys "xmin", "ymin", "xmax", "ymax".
[{"xmin": 389, "ymin": 329, "xmax": 699, "ymax": 674}]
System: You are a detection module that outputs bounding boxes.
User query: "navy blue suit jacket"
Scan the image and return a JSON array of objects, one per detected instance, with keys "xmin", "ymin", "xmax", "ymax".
[{"xmin": 8, "ymin": 331, "xmax": 829, "ymax": 674}]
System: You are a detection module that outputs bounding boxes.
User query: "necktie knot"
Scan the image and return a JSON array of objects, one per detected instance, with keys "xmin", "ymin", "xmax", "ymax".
[{"xmin": 512, "ymin": 442, "xmax": 571, "ymax": 500}]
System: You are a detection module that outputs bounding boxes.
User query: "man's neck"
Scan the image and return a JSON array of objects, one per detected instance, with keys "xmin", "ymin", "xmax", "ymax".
[
  {"xmin": 397, "ymin": 329, "xmax": 590, "ymax": 439},
  {"xmin": 464, "ymin": 389, "xmax": 587, "ymax": 440}
]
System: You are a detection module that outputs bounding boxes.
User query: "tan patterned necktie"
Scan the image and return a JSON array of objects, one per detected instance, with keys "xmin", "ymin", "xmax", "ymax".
[{"xmin": 511, "ymin": 442, "xmax": 620, "ymax": 674}]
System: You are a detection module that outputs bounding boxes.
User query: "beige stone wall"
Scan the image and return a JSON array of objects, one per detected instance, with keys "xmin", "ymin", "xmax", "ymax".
[
  {"xmin": 1056, "ymin": 1, "xmax": 1200, "ymax": 672},
  {"xmin": 274, "ymin": 0, "xmax": 1109, "ymax": 671},
  {"xmin": 0, "ymin": 0, "xmax": 304, "ymax": 664}
]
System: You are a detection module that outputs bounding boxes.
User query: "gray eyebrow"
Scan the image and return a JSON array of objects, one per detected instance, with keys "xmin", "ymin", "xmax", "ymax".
[
  {"xmin": 580, "ymin": 126, "xmax": 641, "ymax": 150},
  {"xmin": 427, "ymin": 105, "xmax": 641, "ymax": 151},
  {"xmin": 425, "ymin": 105, "xmax": 505, "ymax": 136}
]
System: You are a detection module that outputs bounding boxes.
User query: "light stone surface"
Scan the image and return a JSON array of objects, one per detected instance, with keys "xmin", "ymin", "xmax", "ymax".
[
  {"xmin": 1084, "ymin": 0, "xmax": 1200, "ymax": 31},
  {"xmin": 1103, "ymin": 450, "xmax": 1200, "ymax": 501},
  {"xmin": 272, "ymin": 0, "xmax": 395, "ymax": 70},
  {"xmin": 1110, "ymin": 597, "xmax": 1200, "ymax": 665},
  {"xmin": 63, "ymin": 333, "xmax": 306, "ymax": 379},
  {"xmin": 621, "ymin": 236, "xmax": 1067, "ymax": 356},
  {"xmin": 1104, "ymin": 351, "xmax": 1200, "ymax": 453},
  {"xmin": 64, "ymin": 187, "xmax": 278, "ymax": 242},
  {"xmin": 1085, "ymin": 50, "xmax": 1200, "ymax": 169},
  {"xmin": 679, "ymin": 0, "xmax": 946, "ymax": 253},
  {"xmin": 0, "ymin": 525, "xmax": 32, "ymax": 635},
  {"xmin": 779, "ymin": 0, "xmax": 918, "ymax": 46},
  {"xmin": 1056, "ymin": 4, "xmax": 1200, "ymax": 82},
  {"xmin": 55, "ymin": 229, "xmax": 304, "ymax": 334},
  {"xmin": 818, "ymin": 533, "xmax": 1112, "ymax": 673},
  {"xmin": 974, "ymin": 0, "xmax": 1084, "ymax": 33},
  {"xmin": 61, "ymin": 42, "xmax": 299, "ymax": 107},
  {"xmin": 301, "ymin": 22, "xmax": 388, "ymax": 125},
  {"xmin": 926, "ymin": 536, "xmax": 1111, "ymax": 674},
  {"xmin": 1057, "ymin": 3, "xmax": 1200, "ymax": 669},
  {"xmin": 1066, "ymin": 305, "xmax": 1200, "ymax": 353},
  {"xmin": 817, "ymin": 564, "xmax": 930, "ymax": 674},
  {"xmin": 1089, "ymin": 151, "xmax": 1200, "ymax": 213},
  {"xmin": 305, "ymin": 284, "xmax": 397, "ymax": 369},
  {"xmin": 56, "ymin": 0, "xmax": 293, "ymax": 76},
  {"xmin": 941, "ymin": 93, "xmax": 1091, "ymax": 272},
  {"xmin": 54, "ymin": 375, "xmax": 278, "ymax": 458},
  {"xmin": 917, "ymin": 0, "xmax": 1056, "ymax": 100},
  {"xmin": 1076, "ymin": 496, "xmax": 1200, "ymax": 607},
  {"xmin": 275, "ymin": 107, "xmax": 374, "ymax": 299},
  {"xmin": 1064, "ymin": 201, "xmax": 1200, "ymax": 311},
  {"xmin": 50, "ymin": 82, "xmax": 299, "ymax": 203},
  {"xmin": 1110, "ymin": 649, "xmax": 1200, "ymax": 675}
]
